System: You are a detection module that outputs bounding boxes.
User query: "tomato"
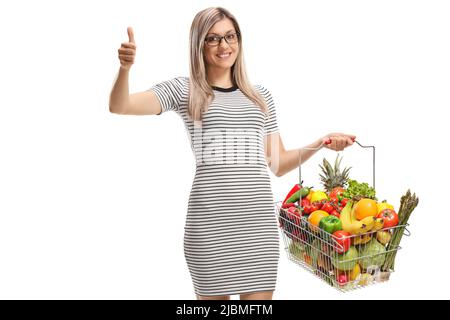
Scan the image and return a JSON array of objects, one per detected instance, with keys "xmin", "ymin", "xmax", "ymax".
[
  {"xmin": 340, "ymin": 198, "xmax": 349, "ymax": 207},
  {"xmin": 287, "ymin": 206, "xmax": 301, "ymax": 218},
  {"xmin": 301, "ymin": 198, "xmax": 312, "ymax": 214},
  {"xmin": 287, "ymin": 206, "xmax": 302, "ymax": 226},
  {"xmin": 332, "ymin": 230, "xmax": 351, "ymax": 254},
  {"xmin": 310, "ymin": 200, "xmax": 324, "ymax": 210},
  {"xmin": 330, "ymin": 187, "xmax": 345, "ymax": 200},
  {"xmin": 281, "ymin": 202, "xmax": 296, "ymax": 209},
  {"xmin": 303, "ymin": 204, "xmax": 313, "ymax": 215},
  {"xmin": 310, "ymin": 203, "xmax": 320, "ymax": 212},
  {"xmin": 377, "ymin": 209, "xmax": 399, "ymax": 228},
  {"xmin": 336, "ymin": 272, "xmax": 348, "ymax": 286},
  {"xmin": 330, "ymin": 198, "xmax": 340, "ymax": 211},
  {"xmin": 321, "ymin": 201, "xmax": 335, "ymax": 214},
  {"xmin": 329, "ymin": 209, "xmax": 340, "ymax": 218},
  {"xmin": 300, "ymin": 198, "xmax": 310, "ymax": 207}
]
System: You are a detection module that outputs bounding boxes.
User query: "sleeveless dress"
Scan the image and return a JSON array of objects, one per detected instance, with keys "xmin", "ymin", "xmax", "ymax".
[{"xmin": 150, "ymin": 77, "xmax": 280, "ymax": 296}]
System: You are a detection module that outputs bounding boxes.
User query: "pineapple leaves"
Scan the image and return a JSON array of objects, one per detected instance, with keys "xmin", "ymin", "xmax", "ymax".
[{"xmin": 319, "ymin": 154, "xmax": 351, "ymax": 192}]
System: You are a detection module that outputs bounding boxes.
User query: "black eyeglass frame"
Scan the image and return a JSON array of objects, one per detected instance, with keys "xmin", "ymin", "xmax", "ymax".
[{"xmin": 204, "ymin": 32, "xmax": 241, "ymax": 47}]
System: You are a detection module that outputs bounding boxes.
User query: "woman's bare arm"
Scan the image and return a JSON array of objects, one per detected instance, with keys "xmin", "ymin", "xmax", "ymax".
[
  {"xmin": 109, "ymin": 27, "xmax": 162, "ymax": 115},
  {"xmin": 109, "ymin": 67, "xmax": 162, "ymax": 115}
]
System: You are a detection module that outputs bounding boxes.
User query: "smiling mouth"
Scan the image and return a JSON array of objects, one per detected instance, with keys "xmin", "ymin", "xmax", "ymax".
[{"xmin": 216, "ymin": 52, "xmax": 232, "ymax": 59}]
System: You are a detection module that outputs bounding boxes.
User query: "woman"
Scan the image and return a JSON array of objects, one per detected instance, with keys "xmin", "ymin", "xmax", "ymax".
[{"xmin": 109, "ymin": 7, "xmax": 355, "ymax": 300}]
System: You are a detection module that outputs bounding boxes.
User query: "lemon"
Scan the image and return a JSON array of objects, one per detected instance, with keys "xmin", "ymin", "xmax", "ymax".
[
  {"xmin": 310, "ymin": 190, "xmax": 328, "ymax": 203},
  {"xmin": 377, "ymin": 201, "xmax": 394, "ymax": 214}
]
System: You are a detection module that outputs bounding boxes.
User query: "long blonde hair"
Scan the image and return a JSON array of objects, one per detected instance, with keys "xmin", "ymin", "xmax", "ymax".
[{"xmin": 188, "ymin": 7, "xmax": 269, "ymax": 121}]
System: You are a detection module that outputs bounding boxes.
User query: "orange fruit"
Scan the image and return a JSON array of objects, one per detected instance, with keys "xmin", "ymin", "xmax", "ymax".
[
  {"xmin": 354, "ymin": 198, "xmax": 378, "ymax": 220},
  {"xmin": 308, "ymin": 210, "xmax": 329, "ymax": 231}
]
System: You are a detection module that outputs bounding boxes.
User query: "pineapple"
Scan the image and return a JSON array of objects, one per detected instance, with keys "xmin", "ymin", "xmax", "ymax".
[{"xmin": 319, "ymin": 154, "xmax": 351, "ymax": 193}]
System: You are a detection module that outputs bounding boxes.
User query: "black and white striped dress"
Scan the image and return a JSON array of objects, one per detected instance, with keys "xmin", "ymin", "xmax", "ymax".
[{"xmin": 150, "ymin": 77, "xmax": 280, "ymax": 296}]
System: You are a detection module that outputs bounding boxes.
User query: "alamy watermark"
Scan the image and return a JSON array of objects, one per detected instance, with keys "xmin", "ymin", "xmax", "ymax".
[{"xmin": 192, "ymin": 122, "xmax": 280, "ymax": 173}]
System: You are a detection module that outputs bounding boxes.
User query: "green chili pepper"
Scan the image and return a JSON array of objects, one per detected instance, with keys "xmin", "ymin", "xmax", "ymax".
[
  {"xmin": 283, "ymin": 184, "xmax": 301, "ymax": 204},
  {"xmin": 285, "ymin": 187, "xmax": 311, "ymax": 204}
]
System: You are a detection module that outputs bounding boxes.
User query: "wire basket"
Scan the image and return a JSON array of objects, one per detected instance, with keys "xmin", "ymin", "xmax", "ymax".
[
  {"xmin": 276, "ymin": 202, "xmax": 410, "ymax": 291},
  {"xmin": 275, "ymin": 140, "xmax": 411, "ymax": 292}
]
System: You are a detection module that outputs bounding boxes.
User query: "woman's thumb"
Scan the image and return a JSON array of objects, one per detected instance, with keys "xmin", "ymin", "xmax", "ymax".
[{"xmin": 127, "ymin": 27, "xmax": 135, "ymax": 44}]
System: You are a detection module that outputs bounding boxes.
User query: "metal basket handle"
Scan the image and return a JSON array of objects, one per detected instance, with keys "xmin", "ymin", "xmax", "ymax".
[{"xmin": 298, "ymin": 138, "xmax": 376, "ymax": 191}]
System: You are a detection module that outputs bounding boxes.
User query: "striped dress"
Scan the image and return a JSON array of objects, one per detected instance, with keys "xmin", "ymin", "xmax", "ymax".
[{"xmin": 150, "ymin": 77, "xmax": 280, "ymax": 296}]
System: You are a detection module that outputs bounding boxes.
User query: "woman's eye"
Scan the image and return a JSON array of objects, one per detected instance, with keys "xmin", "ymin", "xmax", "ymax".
[
  {"xmin": 207, "ymin": 36, "xmax": 219, "ymax": 42},
  {"xmin": 226, "ymin": 34, "xmax": 236, "ymax": 40}
]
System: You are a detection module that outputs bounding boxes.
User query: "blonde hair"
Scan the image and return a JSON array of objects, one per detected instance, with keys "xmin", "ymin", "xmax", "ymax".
[{"xmin": 188, "ymin": 7, "xmax": 269, "ymax": 121}]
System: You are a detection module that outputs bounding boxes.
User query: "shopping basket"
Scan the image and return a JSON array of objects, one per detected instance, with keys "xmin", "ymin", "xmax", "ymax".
[{"xmin": 275, "ymin": 140, "xmax": 411, "ymax": 292}]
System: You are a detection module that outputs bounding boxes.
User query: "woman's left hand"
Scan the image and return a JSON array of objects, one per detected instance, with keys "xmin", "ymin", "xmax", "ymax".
[{"xmin": 322, "ymin": 133, "xmax": 356, "ymax": 151}]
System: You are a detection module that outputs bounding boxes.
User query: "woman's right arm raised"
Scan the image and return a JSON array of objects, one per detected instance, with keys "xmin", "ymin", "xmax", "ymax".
[{"xmin": 109, "ymin": 27, "xmax": 162, "ymax": 115}]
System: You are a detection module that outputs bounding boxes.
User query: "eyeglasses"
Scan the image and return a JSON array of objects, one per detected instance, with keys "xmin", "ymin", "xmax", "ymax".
[{"xmin": 204, "ymin": 32, "xmax": 240, "ymax": 47}]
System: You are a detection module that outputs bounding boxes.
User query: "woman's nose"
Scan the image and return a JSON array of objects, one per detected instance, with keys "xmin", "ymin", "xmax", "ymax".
[{"xmin": 219, "ymin": 38, "xmax": 230, "ymax": 49}]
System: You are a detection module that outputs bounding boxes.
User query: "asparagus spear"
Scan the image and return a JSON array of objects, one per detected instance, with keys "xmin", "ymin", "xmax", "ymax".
[{"xmin": 381, "ymin": 190, "xmax": 419, "ymax": 272}]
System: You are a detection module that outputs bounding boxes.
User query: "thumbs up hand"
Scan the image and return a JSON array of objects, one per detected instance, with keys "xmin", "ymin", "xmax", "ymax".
[{"xmin": 118, "ymin": 27, "xmax": 137, "ymax": 70}]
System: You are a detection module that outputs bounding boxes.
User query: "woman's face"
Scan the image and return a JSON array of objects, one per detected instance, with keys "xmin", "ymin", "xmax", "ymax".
[{"xmin": 203, "ymin": 18, "xmax": 239, "ymax": 71}]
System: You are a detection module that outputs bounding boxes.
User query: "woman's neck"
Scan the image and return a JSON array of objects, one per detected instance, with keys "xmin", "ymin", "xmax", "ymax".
[{"xmin": 206, "ymin": 67, "xmax": 234, "ymax": 88}]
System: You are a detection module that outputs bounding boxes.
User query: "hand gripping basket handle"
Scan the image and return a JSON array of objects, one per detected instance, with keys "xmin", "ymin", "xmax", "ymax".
[{"xmin": 298, "ymin": 138, "xmax": 376, "ymax": 191}]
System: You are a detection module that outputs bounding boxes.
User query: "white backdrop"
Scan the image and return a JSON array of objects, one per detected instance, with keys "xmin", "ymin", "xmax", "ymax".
[{"xmin": 0, "ymin": 0, "xmax": 448, "ymax": 299}]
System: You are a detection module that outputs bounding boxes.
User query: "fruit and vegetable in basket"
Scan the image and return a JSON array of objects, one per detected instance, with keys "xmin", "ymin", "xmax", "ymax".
[
  {"xmin": 278, "ymin": 153, "xmax": 420, "ymax": 289},
  {"xmin": 319, "ymin": 155, "xmax": 350, "ymax": 197},
  {"xmin": 350, "ymin": 263, "xmax": 361, "ymax": 281},
  {"xmin": 278, "ymin": 205, "xmax": 302, "ymax": 240},
  {"xmin": 282, "ymin": 183, "xmax": 311, "ymax": 205},
  {"xmin": 332, "ymin": 230, "xmax": 351, "ymax": 254},
  {"xmin": 376, "ymin": 230, "xmax": 391, "ymax": 245},
  {"xmin": 381, "ymin": 190, "xmax": 419, "ymax": 272},
  {"xmin": 352, "ymin": 233, "xmax": 372, "ymax": 245},
  {"xmin": 319, "ymin": 215, "xmax": 342, "ymax": 234},
  {"xmin": 377, "ymin": 200, "xmax": 394, "ymax": 213},
  {"xmin": 353, "ymin": 198, "xmax": 378, "ymax": 220},
  {"xmin": 342, "ymin": 179, "xmax": 377, "ymax": 201},
  {"xmin": 331, "ymin": 246, "xmax": 358, "ymax": 271},
  {"xmin": 358, "ymin": 238, "xmax": 387, "ymax": 269},
  {"xmin": 340, "ymin": 200, "xmax": 385, "ymax": 235},
  {"xmin": 377, "ymin": 209, "xmax": 399, "ymax": 228},
  {"xmin": 307, "ymin": 210, "xmax": 329, "ymax": 232},
  {"xmin": 288, "ymin": 241, "xmax": 305, "ymax": 260},
  {"xmin": 310, "ymin": 191, "xmax": 328, "ymax": 204}
]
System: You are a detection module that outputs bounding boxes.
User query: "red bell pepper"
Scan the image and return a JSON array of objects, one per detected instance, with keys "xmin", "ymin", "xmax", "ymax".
[{"xmin": 332, "ymin": 230, "xmax": 351, "ymax": 254}]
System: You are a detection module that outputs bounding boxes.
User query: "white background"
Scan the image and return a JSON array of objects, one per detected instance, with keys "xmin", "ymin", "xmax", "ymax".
[{"xmin": 0, "ymin": 0, "xmax": 448, "ymax": 299}]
